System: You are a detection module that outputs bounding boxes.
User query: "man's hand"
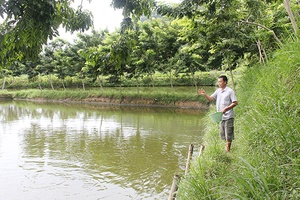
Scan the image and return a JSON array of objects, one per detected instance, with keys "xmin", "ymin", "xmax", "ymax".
[
  {"xmin": 198, "ymin": 89, "xmax": 214, "ymax": 101},
  {"xmin": 222, "ymin": 101, "xmax": 238, "ymax": 114},
  {"xmin": 198, "ymin": 89, "xmax": 206, "ymax": 96},
  {"xmin": 221, "ymin": 108, "xmax": 227, "ymax": 114}
]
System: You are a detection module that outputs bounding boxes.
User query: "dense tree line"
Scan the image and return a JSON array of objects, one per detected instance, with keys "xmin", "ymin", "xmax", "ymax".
[{"xmin": 0, "ymin": 0, "xmax": 299, "ymax": 89}]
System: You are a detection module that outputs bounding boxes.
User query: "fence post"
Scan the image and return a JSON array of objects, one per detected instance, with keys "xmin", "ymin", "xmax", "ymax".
[
  {"xmin": 168, "ymin": 174, "xmax": 180, "ymax": 200},
  {"xmin": 199, "ymin": 144, "xmax": 205, "ymax": 156},
  {"xmin": 185, "ymin": 144, "xmax": 194, "ymax": 176}
]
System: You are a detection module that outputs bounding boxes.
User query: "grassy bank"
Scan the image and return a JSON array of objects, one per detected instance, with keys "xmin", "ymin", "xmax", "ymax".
[
  {"xmin": 177, "ymin": 40, "xmax": 300, "ymax": 199},
  {"xmin": 1, "ymin": 86, "xmax": 217, "ymax": 108}
]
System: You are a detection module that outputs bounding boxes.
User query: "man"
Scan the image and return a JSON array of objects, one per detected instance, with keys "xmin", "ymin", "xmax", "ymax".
[{"xmin": 198, "ymin": 75, "xmax": 238, "ymax": 152}]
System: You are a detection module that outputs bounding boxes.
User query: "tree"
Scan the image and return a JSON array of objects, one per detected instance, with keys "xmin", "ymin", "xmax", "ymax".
[
  {"xmin": 23, "ymin": 60, "xmax": 42, "ymax": 89},
  {"xmin": 109, "ymin": 29, "xmax": 137, "ymax": 83},
  {"xmin": 53, "ymin": 48, "xmax": 70, "ymax": 90},
  {"xmin": 77, "ymin": 30, "xmax": 110, "ymax": 91},
  {"xmin": 38, "ymin": 39, "xmax": 68, "ymax": 90},
  {"xmin": 131, "ymin": 20, "xmax": 159, "ymax": 87},
  {"xmin": 0, "ymin": 0, "xmax": 93, "ymax": 66},
  {"xmin": 154, "ymin": 19, "xmax": 182, "ymax": 88},
  {"xmin": 156, "ymin": 0, "xmax": 296, "ymax": 88},
  {"xmin": 110, "ymin": 0, "xmax": 156, "ymax": 32}
]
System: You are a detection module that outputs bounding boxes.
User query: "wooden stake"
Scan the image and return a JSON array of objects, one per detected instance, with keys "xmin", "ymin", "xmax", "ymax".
[
  {"xmin": 168, "ymin": 174, "xmax": 180, "ymax": 200},
  {"xmin": 199, "ymin": 144, "xmax": 205, "ymax": 156},
  {"xmin": 185, "ymin": 144, "xmax": 194, "ymax": 176}
]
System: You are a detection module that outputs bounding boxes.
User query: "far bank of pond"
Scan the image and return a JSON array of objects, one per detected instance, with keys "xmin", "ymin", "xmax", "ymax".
[
  {"xmin": 19, "ymin": 96, "xmax": 210, "ymax": 110},
  {"xmin": 1, "ymin": 86, "xmax": 216, "ymax": 110}
]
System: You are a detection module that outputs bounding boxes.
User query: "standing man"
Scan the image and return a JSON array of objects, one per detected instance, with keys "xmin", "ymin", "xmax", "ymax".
[{"xmin": 198, "ymin": 75, "xmax": 238, "ymax": 152}]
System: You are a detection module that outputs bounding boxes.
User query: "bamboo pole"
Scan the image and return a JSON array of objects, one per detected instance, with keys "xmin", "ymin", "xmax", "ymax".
[
  {"xmin": 168, "ymin": 174, "xmax": 180, "ymax": 200},
  {"xmin": 185, "ymin": 144, "xmax": 194, "ymax": 176},
  {"xmin": 199, "ymin": 144, "xmax": 205, "ymax": 156}
]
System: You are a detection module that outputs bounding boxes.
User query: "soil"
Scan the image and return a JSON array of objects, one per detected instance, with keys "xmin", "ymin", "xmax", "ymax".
[
  {"xmin": 81, "ymin": 97, "xmax": 208, "ymax": 109},
  {"xmin": 24, "ymin": 96, "xmax": 208, "ymax": 110}
]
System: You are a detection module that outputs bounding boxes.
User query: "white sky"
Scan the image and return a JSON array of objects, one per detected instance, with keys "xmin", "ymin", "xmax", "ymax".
[{"xmin": 58, "ymin": 0, "xmax": 182, "ymax": 41}]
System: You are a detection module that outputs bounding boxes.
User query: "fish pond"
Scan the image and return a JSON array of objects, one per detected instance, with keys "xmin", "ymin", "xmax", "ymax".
[{"xmin": 0, "ymin": 100, "xmax": 207, "ymax": 200}]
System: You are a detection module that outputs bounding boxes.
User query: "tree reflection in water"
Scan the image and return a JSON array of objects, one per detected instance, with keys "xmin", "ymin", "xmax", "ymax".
[{"xmin": 0, "ymin": 100, "xmax": 206, "ymax": 199}]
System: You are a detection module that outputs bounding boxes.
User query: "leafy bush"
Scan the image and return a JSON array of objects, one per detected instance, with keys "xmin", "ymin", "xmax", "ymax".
[{"xmin": 1, "ymin": 71, "xmax": 221, "ymax": 89}]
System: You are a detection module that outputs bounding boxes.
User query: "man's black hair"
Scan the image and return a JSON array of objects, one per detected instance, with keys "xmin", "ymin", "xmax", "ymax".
[{"xmin": 219, "ymin": 75, "xmax": 228, "ymax": 84}]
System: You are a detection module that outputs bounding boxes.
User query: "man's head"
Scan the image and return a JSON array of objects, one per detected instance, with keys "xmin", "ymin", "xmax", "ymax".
[{"xmin": 218, "ymin": 75, "xmax": 228, "ymax": 89}]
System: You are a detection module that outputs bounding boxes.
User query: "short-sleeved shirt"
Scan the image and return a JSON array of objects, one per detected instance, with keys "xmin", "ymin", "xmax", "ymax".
[{"xmin": 211, "ymin": 86, "xmax": 237, "ymax": 120}]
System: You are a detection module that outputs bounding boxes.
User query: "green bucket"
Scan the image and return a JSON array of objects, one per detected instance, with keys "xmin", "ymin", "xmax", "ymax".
[{"xmin": 209, "ymin": 112, "xmax": 223, "ymax": 123}]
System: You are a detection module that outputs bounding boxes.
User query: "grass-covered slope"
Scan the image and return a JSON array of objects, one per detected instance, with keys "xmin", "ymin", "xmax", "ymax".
[{"xmin": 177, "ymin": 41, "xmax": 300, "ymax": 199}]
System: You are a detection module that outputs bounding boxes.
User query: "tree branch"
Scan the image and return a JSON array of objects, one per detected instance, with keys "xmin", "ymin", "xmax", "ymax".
[{"xmin": 240, "ymin": 20, "xmax": 282, "ymax": 45}]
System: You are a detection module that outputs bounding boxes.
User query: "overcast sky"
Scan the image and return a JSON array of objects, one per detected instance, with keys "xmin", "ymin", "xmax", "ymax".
[{"xmin": 58, "ymin": 0, "xmax": 182, "ymax": 41}]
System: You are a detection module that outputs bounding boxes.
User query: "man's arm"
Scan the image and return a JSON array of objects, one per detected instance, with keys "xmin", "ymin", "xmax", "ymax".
[
  {"xmin": 198, "ymin": 89, "xmax": 214, "ymax": 102},
  {"xmin": 222, "ymin": 101, "xmax": 238, "ymax": 114}
]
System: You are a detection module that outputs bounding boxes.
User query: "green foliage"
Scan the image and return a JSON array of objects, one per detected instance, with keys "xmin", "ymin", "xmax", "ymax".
[
  {"xmin": 111, "ymin": 0, "xmax": 155, "ymax": 19},
  {"xmin": 1, "ymin": 71, "xmax": 218, "ymax": 89},
  {"xmin": 0, "ymin": 0, "xmax": 93, "ymax": 65},
  {"xmin": 177, "ymin": 40, "xmax": 300, "ymax": 199},
  {"xmin": 157, "ymin": 0, "xmax": 295, "ymax": 72},
  {"xmin": 2, "ymin": 0, "xmax": 299, "ymax": 107}
]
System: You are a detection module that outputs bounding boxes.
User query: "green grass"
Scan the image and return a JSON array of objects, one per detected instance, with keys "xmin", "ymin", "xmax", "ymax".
[
  {"xmin": 4, "ymin": 86, "xmax": 216, "ymax": 105},
  {"xmin": 177, "ymin": 40, "xmax": 300, "ymax": 199}
]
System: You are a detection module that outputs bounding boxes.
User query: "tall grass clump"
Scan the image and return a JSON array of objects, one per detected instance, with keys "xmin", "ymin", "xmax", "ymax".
[
  {"xmin": 235, "ymin": 40, "xmax": 300, "ymax": 199},
  {"xmin": 177, "ymin": 40, "xmax": 299, "ymax": 199}
]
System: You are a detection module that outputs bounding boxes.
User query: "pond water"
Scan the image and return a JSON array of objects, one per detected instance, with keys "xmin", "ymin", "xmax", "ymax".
[{"xmin": 0, "ymin": 100, "xmax": 207, "ymax": 200}]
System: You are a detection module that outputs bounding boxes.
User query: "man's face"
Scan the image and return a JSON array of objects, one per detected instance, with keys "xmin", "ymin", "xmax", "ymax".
[{"xmin": 218, "ymin": 78, "xmax": 227, "ymax": 89}]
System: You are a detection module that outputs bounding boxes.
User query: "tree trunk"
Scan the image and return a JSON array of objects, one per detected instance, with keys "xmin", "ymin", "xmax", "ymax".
[
  {"xmin": 81, "ymin": 79, "xmax": 85, "ymax": 90},
  {"xmin": 38, "ymin": 75, "xmax": 43, "ymax": 91},
  {"xmin": 48, "ymin": 75, "xmax": 54, "ymax": 90},
  {"xmin": 257, "ymin": 40, "xmax": 265, "ymax": 63},
  {"xmin": 62, "ymin": 80, "xmax": 66, "ymax": 90},
  {"xmin": 2, "ymin": 77, "xmax": 6, "ymax": 90},
  {"xmin": 284, "ymin": 0, "xmax": 298, "ymax": 35},
  {"xmin": 38, "ymin": 81, "xmax": 43, "ymax": 91},
  {"xmin": 151, "ymin": 74, "xmax": 155, "ymax": 88},
  {"xmin": 98, "ymin": 76, "xmax": 104, "ymax": 95},
  {"xmin": 262, "ymin": 46, "xmax": 268, "ymax": 63},
  {"xmin": 191, "ymin": 72, "xmax": 198, "ymax": 92},
  {"xmin": 2, "ymin": 77, "xmax": 5, "ymax": 90},
  {"xmin": 136, "ymin": 77, "xmax": 140, "ymax": 94},
  {"xmin": 169, "ymin": 69, "xmax": 173, "ymax": 89},
  {"xmin": 229, "ymin": 68, "xmax": 236, "ymax": 91},
  {"xmin": 257, "ymin": 40, "xmax": 268, "ymax": 64}
]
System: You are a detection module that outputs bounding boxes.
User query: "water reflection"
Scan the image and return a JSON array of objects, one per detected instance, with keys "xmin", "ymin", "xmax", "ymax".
[{"xmin": 0, "ymin": 100, "xmax": 206, "ymax": 200}]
